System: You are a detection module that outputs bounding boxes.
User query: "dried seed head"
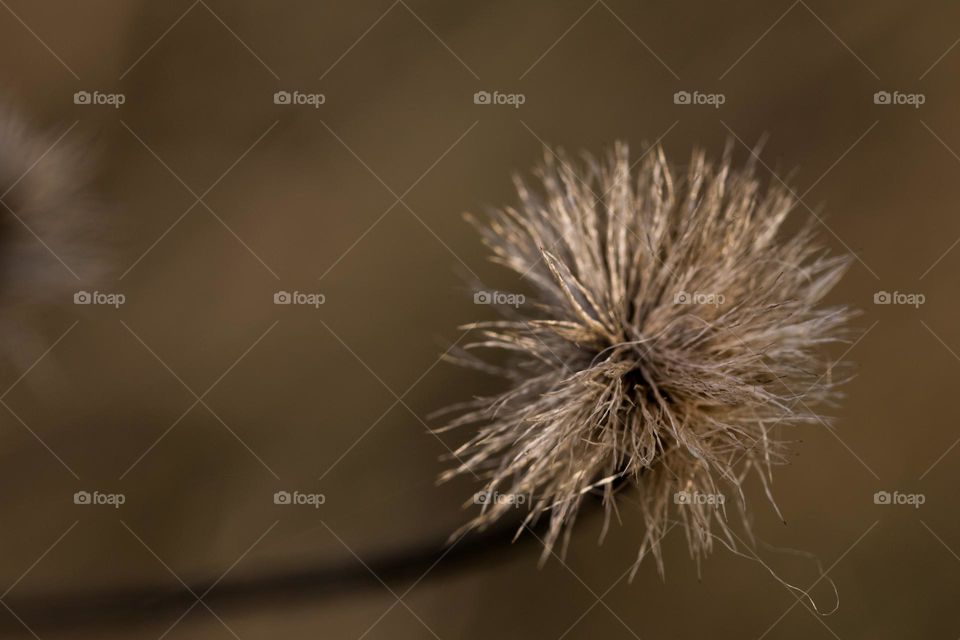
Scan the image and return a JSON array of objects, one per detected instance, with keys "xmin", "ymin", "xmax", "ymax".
[
  {"xmin": 440, "ymin": 142, "xmax": 854, "ymax": 573},
  {"xmin": 0, "ymin": 106, "xmax": 101, "ymax": 305},
  {"xmin": 0, "ymin": 106, "xmax": 104, "ymax": 376}
]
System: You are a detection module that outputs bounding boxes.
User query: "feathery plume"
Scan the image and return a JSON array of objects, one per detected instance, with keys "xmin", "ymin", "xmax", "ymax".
[
  {"xmin": 0, "ymin": 105, "xmax": 104, "ymax": 376},
  {"xmin": 0, "ymin": 106, "xmax": 99, "ymax": 304},
  {"xmin": 439, "ymin": 142, "xmax": 853, "ymax": 573}
]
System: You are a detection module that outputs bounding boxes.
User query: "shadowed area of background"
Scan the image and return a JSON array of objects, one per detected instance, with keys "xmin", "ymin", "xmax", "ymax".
[{"xmin": 0, "ymin": 1, "xmax": 957, "ymax": 638}]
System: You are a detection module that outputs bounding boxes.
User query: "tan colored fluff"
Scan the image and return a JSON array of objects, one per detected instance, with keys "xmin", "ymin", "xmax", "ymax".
[
  {"xmin": 439, "ymin": 143, "xmax": 853, "ymax": 574},
  {"xmin": 0, "ymin": 107, "xmax": 99, "ymax": 303}
]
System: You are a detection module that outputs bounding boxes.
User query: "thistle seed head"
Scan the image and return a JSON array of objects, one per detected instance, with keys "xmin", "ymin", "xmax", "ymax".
[
  {"xmin": 0, "ymin": 106, "xmax": 101, "ymax": 305},
  {"xmin": 440, "ymin": 142, "xmax": 854, "ymax": 573}
]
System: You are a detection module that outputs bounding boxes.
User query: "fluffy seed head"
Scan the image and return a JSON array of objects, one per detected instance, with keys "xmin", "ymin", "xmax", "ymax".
[
  {"xmin": 0, "ymin": 105, "xmax": 104, "ymax": 376},
  {"xmin": 440, "ymin": 142, "xmax": 853, "ymax": 573},
  {"xmin": 0, "ymin": 106, "xmax": 100, "ymax": 304}
]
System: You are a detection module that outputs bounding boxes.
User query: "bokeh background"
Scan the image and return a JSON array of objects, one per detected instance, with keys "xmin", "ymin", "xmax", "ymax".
[{"xmin": 0, "ymin": 1, "xmax": 957, "ymax": 638}]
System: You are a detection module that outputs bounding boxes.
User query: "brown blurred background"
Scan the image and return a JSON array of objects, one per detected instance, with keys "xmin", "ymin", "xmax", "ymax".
[{"xmin": 0, "ymin": 1, "xmax": 957, "ymax": 638}]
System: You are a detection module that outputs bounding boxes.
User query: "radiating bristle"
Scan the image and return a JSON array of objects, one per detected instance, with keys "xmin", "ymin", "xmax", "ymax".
[{"xmin": 439, "ymin": 143, "xmax": 854, "ymax": 574}]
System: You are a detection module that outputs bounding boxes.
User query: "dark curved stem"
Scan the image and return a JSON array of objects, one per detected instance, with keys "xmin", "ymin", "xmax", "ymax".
[{"xmin": 2, "ymin": 517, "xmax": 546, "ymax": 632}]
